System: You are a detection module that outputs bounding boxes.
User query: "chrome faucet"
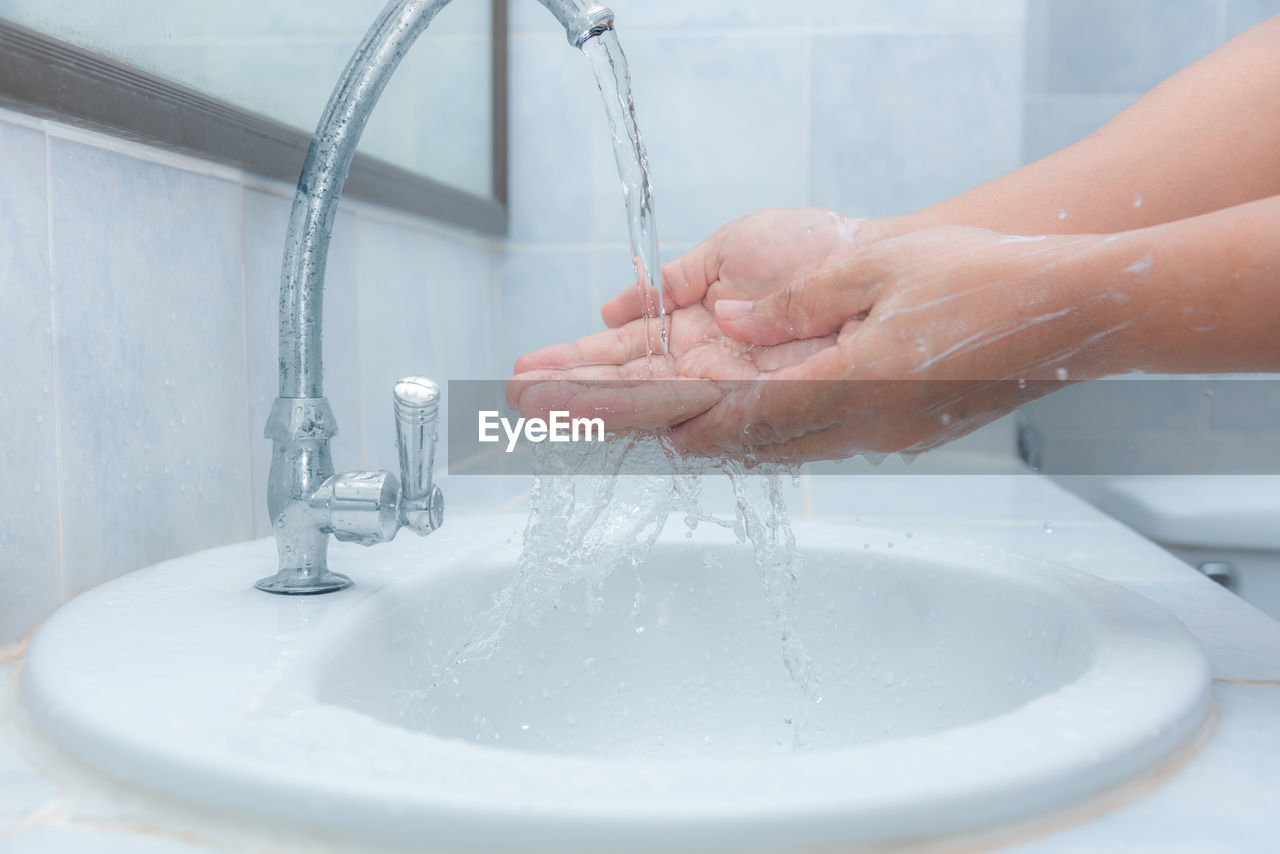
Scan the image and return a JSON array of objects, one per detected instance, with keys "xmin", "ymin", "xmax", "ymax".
[{"xmin": 257, "ymin": 0, "xmax": 615, "ymax": 594}]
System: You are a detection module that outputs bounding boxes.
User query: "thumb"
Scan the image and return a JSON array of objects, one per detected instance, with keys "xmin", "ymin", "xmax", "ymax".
[{"xmin": 713, "ymin": 262, "xmax": 878, "ymax": 346}]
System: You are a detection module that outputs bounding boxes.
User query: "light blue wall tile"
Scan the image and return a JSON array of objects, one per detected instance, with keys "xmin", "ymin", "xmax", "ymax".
[
  {"xmin": 499, "ymin": 247, "xmax": 598, "ymax": 374},
  {"xmin": 1225, "ymin": 0, "xmax": 1280, "ymax": 36},
  {"xmin": 355, "ymin": 215, "xmax": 496, "ymax": 477},
  {"xmin": 47, "ymin": 140, "xmax": 252, "ymax": 598},
  {"xmin": 354, "ymin": 215, "xmax": 437, "ymax": 477},
  {"xmin": 1207, "ymin": 377, "xmax": 1280, "ymax": 432},
  {"xmin": 242, "ymin": 188, "xmax": 364, "ymax": 537},
  {"xmin": 506, "ymin": 32, "xmax": 598, "ymax": 243},
  {"xmin": 414, "ymin": 223, "xmax": 499, "ymax": 472},
  {"xmin": 1021, "ymin": 94, "xmax": 1137, "ymax": 164},
  {"xmin": 0, "ymin": 123, "xmax": 61, "ymax": 644},
  {"xmin": 811, "ymin": 33, "xmax": 1023, "ymax": 218},
  {"xmin": 1036, "ymin": 432, "xmax": 1273, "ymax": 476},
  {"xmin": 414, "ymin": 229, "xmax": 498, "ymax": 384},
  {"xmin": 1041, "ymin": 0, "xmax": 1219, "ymax": 94},
  {"xmin": 590, "ymin": 32, "xmax": 808, "ymax": 245},
  {"xmin": 1024, "ymin": 380, "xmax": 1210, "ymax": 432},
  {"xmin": 812, "ymin": 0, "xmax": 1025, "ymax": 29}
]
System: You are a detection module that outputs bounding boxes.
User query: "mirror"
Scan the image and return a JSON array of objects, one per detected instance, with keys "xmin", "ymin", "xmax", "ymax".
[{"xmin": 0, "ymin": 0, "xmax": 497, "ymax": 201}]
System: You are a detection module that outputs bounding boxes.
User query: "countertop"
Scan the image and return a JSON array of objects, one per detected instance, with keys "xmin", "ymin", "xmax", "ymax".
[{"xmin": 2, "ymin": 466, "xmax": 1279, "ymax": 853}]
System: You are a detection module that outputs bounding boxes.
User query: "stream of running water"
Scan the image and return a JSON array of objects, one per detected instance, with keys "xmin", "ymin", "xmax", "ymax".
[{"xmin": 440, "ymin": 27, "xmax": 820, "ymax": 750}]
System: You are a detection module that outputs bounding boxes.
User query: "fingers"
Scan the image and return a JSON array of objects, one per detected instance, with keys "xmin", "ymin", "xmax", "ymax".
[
  {"xmin": 668, "ymin": 352, "xmax": 851, "ymax": 454},
  {"xmin": 512, "ymin": 319, "xmax": 662, "ymax": 374},
  {"xmin": 713, "ymin": 261, "xmax": 880, "ymax": 346},
  {"xmin": 600, "ymin": 225, "xmax": 732, "ymax": 327},
  {"xmin": 511, "ymin": 378, "xmax": 725, "ymax": 431}
]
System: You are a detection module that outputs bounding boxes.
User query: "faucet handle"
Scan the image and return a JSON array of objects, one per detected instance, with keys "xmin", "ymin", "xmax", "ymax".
[{"xmin": 393, "ymin": 376, "xmax": 444, "ymax": 535}]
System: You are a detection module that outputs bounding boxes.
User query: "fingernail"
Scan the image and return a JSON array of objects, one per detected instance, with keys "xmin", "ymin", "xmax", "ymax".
[{"xmin": 715, "ymin": 299, "xmax": 754, "ymax": 321}]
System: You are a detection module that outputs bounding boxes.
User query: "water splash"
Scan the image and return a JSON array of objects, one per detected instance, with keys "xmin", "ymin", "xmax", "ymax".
[
  {"xmin": 439, "ymin": 28, "xmax": 819, "ymax": 750},
  {"xmin": 448, "ymin": 436, "xmax": 820, "ymax": 750},
  {"xmin": 583, "ymin": 30, "xmax": 668, "ymax": 357}
]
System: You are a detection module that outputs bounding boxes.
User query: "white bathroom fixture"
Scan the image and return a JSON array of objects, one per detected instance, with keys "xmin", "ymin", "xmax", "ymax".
[
  {"xmin": 22, "ymin": 517, "xmax": 1210, "ymax": 852},
  {"xmin": 1095, "ymin": 475, "xmax": 1280, "ymax": 620}
]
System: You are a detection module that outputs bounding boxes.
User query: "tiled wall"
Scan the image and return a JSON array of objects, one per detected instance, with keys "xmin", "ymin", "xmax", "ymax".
[
  {"xmin": 0, "ymin": 108, "xmax": 499, "ymax": 645},
  {"xmin": 1023, "ymin": 0, "xmax": 1279, "ymax": 162},
  {"xmin": 1019, "ymin": 0, "xmax": 1280, "ymax": 481}
]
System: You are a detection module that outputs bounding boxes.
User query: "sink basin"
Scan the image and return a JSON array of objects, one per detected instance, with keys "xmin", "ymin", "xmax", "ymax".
[{"xmin": 22, "ymin": 515, "xmax": 1210, "ymax": 852}]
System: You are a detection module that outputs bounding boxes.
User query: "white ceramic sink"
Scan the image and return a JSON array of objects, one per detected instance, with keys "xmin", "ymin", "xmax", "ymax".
[{"xmin": 23, "ymin": 515, "xmax": 1210, "ymax": 852}]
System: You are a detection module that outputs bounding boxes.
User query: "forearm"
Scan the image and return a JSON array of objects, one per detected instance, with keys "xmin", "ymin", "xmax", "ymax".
[
  {"xmin": 1062, "ymin": 194, "xmax": 1280, "ymax": 376},
  {"xmin": 895, "ymin": 16, "xmax": 1280, "ymax": 237}
]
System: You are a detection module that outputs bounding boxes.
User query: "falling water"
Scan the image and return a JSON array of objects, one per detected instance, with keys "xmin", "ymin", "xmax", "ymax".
[
  {"xmin": 582, "ymin": 29, "xmax": 668, "ymax": 356},
  {"xmin": 434, "ymin": 29, "xmax": 820, "ymax": 750},
  {"xmin": 448, "ymin": 436, "xmax": 821, "ymax": 750}
]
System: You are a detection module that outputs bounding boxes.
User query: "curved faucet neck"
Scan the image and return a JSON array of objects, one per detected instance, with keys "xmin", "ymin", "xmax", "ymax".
[{"xmin": 276, "ymin": 0, "xmax": 614, "ymax": 400}]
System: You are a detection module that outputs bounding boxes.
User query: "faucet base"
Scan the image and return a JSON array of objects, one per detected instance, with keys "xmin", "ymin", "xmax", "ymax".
[{"xmin": 255, "ymin": 568, "xmax": 354, "ymax": 595}]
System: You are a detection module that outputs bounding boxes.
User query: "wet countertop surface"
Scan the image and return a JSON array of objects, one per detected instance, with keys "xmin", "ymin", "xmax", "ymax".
[{"xmin": 2, "ymin": 468, "xmax": 1279, "ymax": 853}]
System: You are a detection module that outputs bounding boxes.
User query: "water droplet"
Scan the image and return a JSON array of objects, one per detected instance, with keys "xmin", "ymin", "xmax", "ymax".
[
  {"xmin": 1133, "ymin": 192, "xmax": 1143, "ymax": 208},
  {"xmin": 940, "ymin": 412, "xmax": 952, "ymax": 426},
  {"xmin": 1043, "ymin": 522, "xmax": 1054, "ymax": 533},
  {"xmin": 1057, "ymin": 209, "xmax": 1068, "ymax": 220},
  {"xmin": 1055, "ymin": 368, "xmax": 1069, "ymax": 381},
  {"xmin": 1017, "ymin": 378, "xmax": 1027, "ymax": 389}
]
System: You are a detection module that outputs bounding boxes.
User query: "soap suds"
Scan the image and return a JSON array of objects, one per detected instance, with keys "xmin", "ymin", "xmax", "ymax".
[{"xmin": 1123, "ymin": 252, "xmax": 1153, "ymax": 276}]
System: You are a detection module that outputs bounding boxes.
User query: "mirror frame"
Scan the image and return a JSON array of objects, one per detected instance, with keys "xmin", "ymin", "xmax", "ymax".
[{"xmin": 0, "ymin": 0, "xmax": 508, "ymax": 235}]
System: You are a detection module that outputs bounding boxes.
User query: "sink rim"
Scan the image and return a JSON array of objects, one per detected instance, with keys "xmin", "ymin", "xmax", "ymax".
[{"xmin": 21, "ymin": 515, "xmax": 1211, "ymax": 852}]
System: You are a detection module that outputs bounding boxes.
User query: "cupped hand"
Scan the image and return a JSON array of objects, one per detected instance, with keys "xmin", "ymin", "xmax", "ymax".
[
  {"xmin": 509, "ymin": 207, "xmax": 897, "ymax": 432},
  {"xmin": 680, "ymin": 226, "xmax": 1134, "ymax": 460},
  {"xmin": 511, "ymin": 223, "xmax": 1136, "ymax": 464},
  {"xmin": 599, "ymin": 207, "xmax": 901, "ymax": 328}
]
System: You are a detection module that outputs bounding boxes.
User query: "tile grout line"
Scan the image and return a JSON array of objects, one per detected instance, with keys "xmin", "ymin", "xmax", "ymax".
[
  {"xmin": 350, "ymin": 214, "xmax": 368, "ymax": 469},
  {"xmin": 801, "ymin": 6, "xmax": 814, "ymax": 205},
  {"xmin": 237, "ymin": 184, "xmax": 259, "ymax": 539},
  {"xmin": 42, "ymin": 129, "xmax": 68, "ymax": 606}
]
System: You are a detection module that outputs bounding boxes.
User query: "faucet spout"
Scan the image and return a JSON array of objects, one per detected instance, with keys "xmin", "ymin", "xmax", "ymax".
[
  {"xmin": 537, "ymin": 0, "xmax": 614, "ymax": 47},
  {"xmin": 263, "ymin": 0, "xmax": 614, "ymax": 593}
]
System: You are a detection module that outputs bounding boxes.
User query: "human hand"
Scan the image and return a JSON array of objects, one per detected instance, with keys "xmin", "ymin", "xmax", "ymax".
[
  {"xmin": 599, "ymin": 207, "xmax": 903, "ymax": 328},
  {"xmin": 679, "ymin": 226, "xmax": 1141, "ymax": 460},
  {"xmin": 508, "ymin": 208, "xmax": 899, "ymax": 431},
  {"xmin": 511, "ymin": 223, "xmax": 1148, "ymax": 464}
]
